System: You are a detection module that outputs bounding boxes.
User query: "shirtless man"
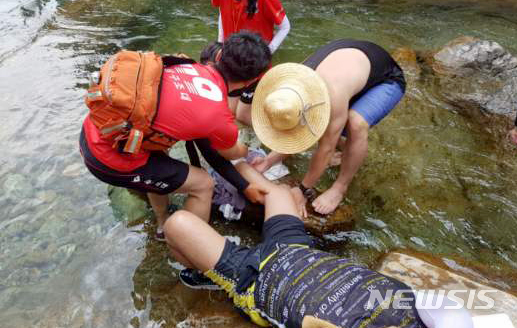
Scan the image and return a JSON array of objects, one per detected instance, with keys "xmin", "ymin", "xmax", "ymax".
[{"xmin": 251, "ymin": 40, "xmax": 406, "ymax": 216}]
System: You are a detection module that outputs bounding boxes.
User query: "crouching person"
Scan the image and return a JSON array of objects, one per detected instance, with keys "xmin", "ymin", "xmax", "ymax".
[
  {"xmin": 80, "ymin": 32, "xmax": 271, "ymax": 242},
  {"xmin": 164, "ymin": 163, "xmax": 474, "ymax": 328}
]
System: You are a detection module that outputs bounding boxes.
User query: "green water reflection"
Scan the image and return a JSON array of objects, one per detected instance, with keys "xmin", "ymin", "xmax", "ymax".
[{"xmin": 1, "ymin": 0, "xmax": 517, "ymax": 327}]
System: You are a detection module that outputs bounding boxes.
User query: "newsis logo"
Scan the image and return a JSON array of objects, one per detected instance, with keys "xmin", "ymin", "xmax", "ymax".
[{"xmin": 366, "ymin": 289, "xmax": 497, "ymax": 310}]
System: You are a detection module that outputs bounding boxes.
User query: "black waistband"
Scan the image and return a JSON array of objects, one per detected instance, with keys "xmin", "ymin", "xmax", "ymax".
[{"xmin": 303, "ymin": 39, "xmax": 406, "ymax": 101}]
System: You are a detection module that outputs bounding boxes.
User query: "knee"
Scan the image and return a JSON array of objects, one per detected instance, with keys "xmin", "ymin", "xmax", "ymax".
[
  {"xmin": 347, "ymin": 114, "xmax": 369, "ymax": 139},
  {"xmin": 163, "ymin": 210, "xmax": 194, "ymax": 245}
]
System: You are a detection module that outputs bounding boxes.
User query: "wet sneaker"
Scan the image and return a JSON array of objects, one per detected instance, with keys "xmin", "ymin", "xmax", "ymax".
[
  {"xmin": 179, "ymin": 268, "xmax": 222, "ymax": 290},
  {"xmin": 155, "ymin": 227, "xmax": 166, "ymax": 242}
]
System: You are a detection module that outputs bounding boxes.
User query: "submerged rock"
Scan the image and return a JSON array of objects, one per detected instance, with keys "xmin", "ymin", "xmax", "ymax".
[
  {"xmin": 392, "ymin": 47, "xmax": 421, "ymax": 84},
  {"xmin": 107, "ymin": 186, "xmax": 150, "ymax": 225},
  {"xmin": 169, "ymin": 284, "xmax": 255, "ymax": 328},
  {"xmin": 3, "ymin": 174, "xmax": 32, "ymax": 201},
  {"xmin": 302, "ymin": 204, "xmax": 355, "ymax": 236},
  {"xmin": 432, "ymin": 36, "xmax": 517, "ymax": 116}
]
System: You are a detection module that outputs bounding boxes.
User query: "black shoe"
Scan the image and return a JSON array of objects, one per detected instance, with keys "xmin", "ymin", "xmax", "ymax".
[{"xmin": 179, "ymin": 268, "xmax": 222, "ymax": 290}]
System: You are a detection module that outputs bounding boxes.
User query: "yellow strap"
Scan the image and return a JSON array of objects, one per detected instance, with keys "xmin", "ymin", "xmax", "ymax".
[{"xmin": 124, "ymin": 129, "xmax": 143, "ymax": 153}]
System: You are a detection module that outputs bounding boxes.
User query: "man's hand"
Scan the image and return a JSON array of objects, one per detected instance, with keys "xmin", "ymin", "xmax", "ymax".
[
  {"xmin": 243, "ymin": 183, "xmax": 268, "ymax": 205},
  {"xmin": 250, "ymin": 156, "xmax": 271, "ymax": 173},
  {"xmin": 509, "ymin": 127, "xmax": 517, "ymax": 145},
  {"xmin": 290, "ymin": 187, "xmax": 308, "ymax": 218}
]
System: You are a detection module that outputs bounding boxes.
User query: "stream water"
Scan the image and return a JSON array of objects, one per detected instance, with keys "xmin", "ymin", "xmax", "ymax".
[{"xmin": 1, "ymin": 0, "xmax": 517, "ymax": 327}]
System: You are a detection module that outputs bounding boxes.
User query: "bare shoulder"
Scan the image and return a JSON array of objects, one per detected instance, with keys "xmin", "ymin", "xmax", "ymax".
[{"xmin": 316, "ymin": 49, "xmax": 370, "ymax": 97}]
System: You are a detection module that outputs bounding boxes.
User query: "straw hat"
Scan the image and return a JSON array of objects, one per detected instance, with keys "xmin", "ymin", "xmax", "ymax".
[{"xmin": 251, "ymin": 63, "xmax": 331, "ymax": 154}]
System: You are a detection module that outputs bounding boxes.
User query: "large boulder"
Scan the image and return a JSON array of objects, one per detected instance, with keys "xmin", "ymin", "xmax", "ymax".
[
  {"xmin": 378, "ymin": 252, "xmax": 517, "ymax": 325},
  {"xmin": 392, "ymin": 47, "xmax": 421, "ymax": 86},
  {"xmin": 432, "ymin": 36, "xmax": 517, "ymax": 116}
]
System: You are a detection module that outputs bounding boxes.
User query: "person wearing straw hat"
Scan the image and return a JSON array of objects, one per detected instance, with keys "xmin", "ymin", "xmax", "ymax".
[{"xmin": 251, "ymin": 39, "xmax": 406, "ymax": 216}]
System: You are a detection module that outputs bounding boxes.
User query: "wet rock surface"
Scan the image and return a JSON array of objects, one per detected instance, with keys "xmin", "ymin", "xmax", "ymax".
[
  {"xmin": 432, "ymin": 36, "xmax": 517, "ymax": 116},
  {"xmin": 3, "ymin": 0, "xmax": 517, "ymax": 327},
  {"xmin": 379, "ymin": 252, "xmax": 517, "ymax": 325}
]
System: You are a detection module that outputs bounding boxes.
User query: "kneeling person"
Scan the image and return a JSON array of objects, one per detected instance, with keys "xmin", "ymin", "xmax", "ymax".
[{"xmin": 164, "ymin": 164, "xmax": 473, "ymax": 328}]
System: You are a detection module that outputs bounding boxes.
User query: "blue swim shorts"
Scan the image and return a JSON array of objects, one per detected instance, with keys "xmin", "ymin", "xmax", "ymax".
[{"xmin": 343, "ymin": 81, "xmax": 404, "ymax": 135}]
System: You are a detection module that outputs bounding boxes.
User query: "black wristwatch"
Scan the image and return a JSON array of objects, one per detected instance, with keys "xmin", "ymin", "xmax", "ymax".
[{"xmin": 298, "ymin": 183, "xmax": 317, "ymax": 199}]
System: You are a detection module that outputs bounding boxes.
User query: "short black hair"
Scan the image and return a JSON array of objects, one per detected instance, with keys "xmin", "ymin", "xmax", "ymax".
[
  {"xmin": 216, "ymin": 31, "xmax": 272, "ymax": 83},
  {"xmin": 247, "ymin": 0, "xmax": 258, "ymax": 18},
  {"xmin": 200, "ymin": 41, "xmax": 223, "ymax": 65}
]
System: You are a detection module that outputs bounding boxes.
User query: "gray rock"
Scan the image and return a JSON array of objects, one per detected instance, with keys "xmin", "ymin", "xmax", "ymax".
[
  {"xmin": 107, "ymin": 186, "xmax": 150, "ymax": 224},
  {"xmin": 433, "ymin": 37, "xmax": 517, "ymax": 116},
  {"xmin": 378, "ymin": 252, "xmax": 517, "ymax": 325}
]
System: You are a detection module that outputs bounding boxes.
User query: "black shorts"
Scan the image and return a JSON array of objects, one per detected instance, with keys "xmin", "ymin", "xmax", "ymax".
[
  {"xmin": 79, "ymin": 129, "xmax": 189, "ymax": 195},
  {"xmin": 211, "ymin": 215, "xmax": 315, "ymax": 293}
]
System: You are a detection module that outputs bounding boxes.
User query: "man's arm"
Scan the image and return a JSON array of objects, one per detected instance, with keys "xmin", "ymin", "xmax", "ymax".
[
  {"xmin": 217, "ymin": 141, "xmax": 248, "ymax": 160},
  {"xmin": 288, "ymin": 115, "xmax": 346, "ymax": 217},
  {"xmin": 195, "ymin": 139, "xmax": 266, "ymax": 204},
  {"xmin": 268, "ymin": 15, "xmax": 290, "ymax": 53},
  {"xmin": 217, "ymin": 11, "xmax": 224, "ymax": 43},
  {"xmin": 301, "ymin": 115, "xmax": 347, "ymax": 189},
  {"xmin": 194, "ymin": 139, "xmax": 248, "ymax": 191}
]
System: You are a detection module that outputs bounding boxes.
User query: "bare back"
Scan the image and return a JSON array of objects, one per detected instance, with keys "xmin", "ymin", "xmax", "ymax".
[
  {"xmin": 308, "ymin": 48, "xmax": 370, "ymax": 141},
  {"xmin": 317, "ymin": 48, "xmax": 371, "ymax": 101}
]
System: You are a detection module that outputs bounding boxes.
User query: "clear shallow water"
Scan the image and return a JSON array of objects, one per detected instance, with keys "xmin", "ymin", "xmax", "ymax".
[{"xmin": 1, "ymin": 0, "xmax": 517, "ymax": 327}]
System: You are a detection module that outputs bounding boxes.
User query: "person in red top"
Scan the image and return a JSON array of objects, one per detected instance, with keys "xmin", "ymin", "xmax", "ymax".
[
  {"xmin": 212, "ymin": 0, "xmax": 290, "ymax": 125},
  {"xmin": 80, "ymin": 32, "xmax": 272, "ymax": 244},
  {"xmin": 213, "ymin": 0, "xmax": 290, "ymax": 54}
]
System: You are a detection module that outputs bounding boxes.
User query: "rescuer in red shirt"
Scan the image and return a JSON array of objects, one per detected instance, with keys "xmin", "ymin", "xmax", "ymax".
[
  {"xmin": 80, "ymin": 32, "xmax": 272, "ymax": 243},
  {"xmin": 213, "ymin": 0, "xmax": 290, "ymax": 53},
  {"xmin": 211, "ymin": 0, "xmax": 290, "ymax": 125}
]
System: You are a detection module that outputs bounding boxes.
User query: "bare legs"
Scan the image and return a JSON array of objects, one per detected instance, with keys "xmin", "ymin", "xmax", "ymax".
[
  {"xmin": 148, "ymin": 165, "xmax": 214, "ymax": 233},
  {"xmin": 174, "ymin": 165, "xmax": 214, "ymax": 222},
  {"xmin": 164, "ymin": 163, "xmax": 299, "ymax": 270},
  {"xmin": 147, "ymin": 193, "xmax": 169, "ymax": 229},
  {"xmin": 164, "ymin": 210, "xmax": 226, "ymax": 271},
  {"xmin": 312, "ymin": 111, "xmax": 369, "ymax": 214}
]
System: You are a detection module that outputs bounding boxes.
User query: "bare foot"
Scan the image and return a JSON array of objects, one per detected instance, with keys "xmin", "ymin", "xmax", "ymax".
[
  {"xmin": 328, "ymin": 151, "xmax": 342, "ymax": 167},
  {"xmin": 312, "ymin": 185, "xmax": 347, "ymax": 215}
]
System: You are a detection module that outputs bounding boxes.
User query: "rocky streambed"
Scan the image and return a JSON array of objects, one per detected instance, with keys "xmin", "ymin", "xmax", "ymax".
[{"xmin": 2, "ymin": 0, "xmax": 517, "ymax": 327}]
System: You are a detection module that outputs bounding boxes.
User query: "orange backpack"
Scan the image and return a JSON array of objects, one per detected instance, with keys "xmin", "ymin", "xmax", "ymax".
[{"xmin": 85, "ymin": 51, "xmax": 194, "ymax": 154}]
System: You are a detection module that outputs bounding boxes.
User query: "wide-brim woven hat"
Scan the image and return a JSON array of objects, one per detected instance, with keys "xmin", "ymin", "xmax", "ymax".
[{"xmin": 251, "ymin": 63, "xmax": 331, "ymax": 154}]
